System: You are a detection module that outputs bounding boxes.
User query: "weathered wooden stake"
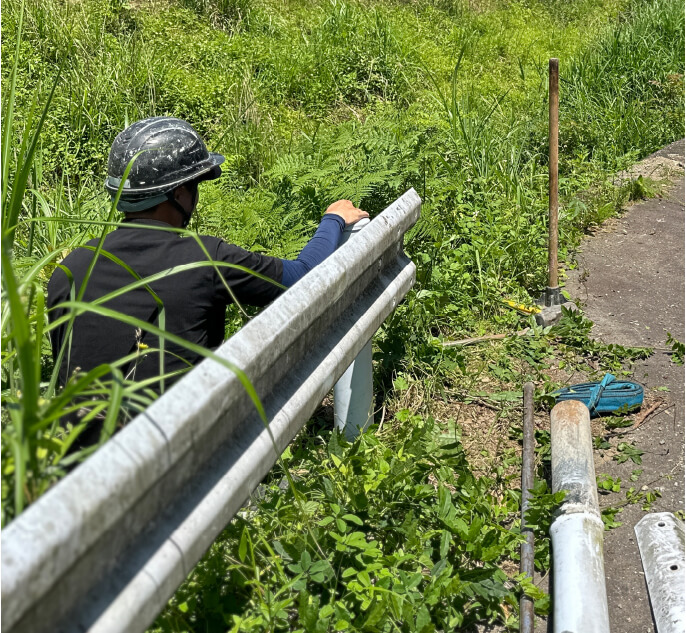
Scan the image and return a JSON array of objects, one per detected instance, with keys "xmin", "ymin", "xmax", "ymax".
[{"xmin": 548, "ymin": 58, "xmax": 559, "ymax": 290}]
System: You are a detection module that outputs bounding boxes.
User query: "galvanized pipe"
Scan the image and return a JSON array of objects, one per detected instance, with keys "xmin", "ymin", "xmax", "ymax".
[
  {"xmin": 520, "ymin": 382, "xmax": 535, "ymax": 633},
  {"xmin": 334, "ymin": 218, "xmax": 374, "ymax": 440},
  {"xmin": 550, "ymin": 400, "xmax": 610, "ymax": 633}
]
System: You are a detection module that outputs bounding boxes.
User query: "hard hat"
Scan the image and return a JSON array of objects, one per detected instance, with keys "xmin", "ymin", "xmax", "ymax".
[{"xmin": 104, "ymin": 116, "xmax": 224, "ymax": 212}]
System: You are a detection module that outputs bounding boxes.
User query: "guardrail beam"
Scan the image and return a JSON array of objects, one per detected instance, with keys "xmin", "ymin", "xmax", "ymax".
[{"xmin": 1, "ymin": 189, "xmax": 421, "ymax": 633}]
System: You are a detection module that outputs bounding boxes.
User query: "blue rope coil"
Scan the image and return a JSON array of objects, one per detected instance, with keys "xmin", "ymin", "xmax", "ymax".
[{"xmin": 552, "ymin": 373, "xmax": 644, "ymax": 417}]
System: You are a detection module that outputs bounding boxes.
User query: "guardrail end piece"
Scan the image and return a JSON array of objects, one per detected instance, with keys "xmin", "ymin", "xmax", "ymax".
[{"xmin": 635, "ymin": 512, "xmax": 686, "ymax": 633}]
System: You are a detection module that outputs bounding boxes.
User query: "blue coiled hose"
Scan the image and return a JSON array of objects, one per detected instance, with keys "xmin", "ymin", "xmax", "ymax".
[{"xmin": 552, "ymin": 373, "xmax": 644, "ymax": 417}]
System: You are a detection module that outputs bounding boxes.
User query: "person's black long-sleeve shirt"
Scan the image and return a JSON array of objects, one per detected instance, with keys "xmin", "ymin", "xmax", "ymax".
[{"xmin": 47, "ymin": 215, "xmax": 344, "ymax": 389}]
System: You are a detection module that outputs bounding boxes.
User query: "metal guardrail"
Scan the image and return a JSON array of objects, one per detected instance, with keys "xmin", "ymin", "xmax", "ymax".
[
  {"xmin": 635, "ymin": 512, "xmax": 685, "ymax": 633},
  {"xmin": 1, "ymin": 189, "xmax": 421, "ymax": 633}
]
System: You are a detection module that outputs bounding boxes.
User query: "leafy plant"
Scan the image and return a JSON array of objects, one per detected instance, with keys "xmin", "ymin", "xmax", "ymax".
[
  {"xmin": 666, "ymin": 332, "xmax": 684, "ymax": 365},
  {"xmin": 601, "ymin": 506, "xmax": 623, "ymax": 529},
  {"xmin": 522, "ymin": 480, "xmax": 566, "ymax": 573},
  {"xmin": 597, "ymin": 474, "xmax": 621, "ymax": 494},
  {"xmin": 552, "ymin": 308, "xmax": 652, "ymax": 371},
  {"xmin": 625, "ymin": 175, "xmax": 659, "ymax": 201},
  {"xmin": 605, "ymin": 413, "xmax": 634, "ymax": 430},
  {"xmin": 615, "ymin": 442, "xmax": 644, "ymax": 465},
  {"xmin": 625, "ymin": 486, "xmax": 662, "ymax": 511},
  {"xmin": 153, "ymin": 418, "xmax": 530, "ymax": 631}
]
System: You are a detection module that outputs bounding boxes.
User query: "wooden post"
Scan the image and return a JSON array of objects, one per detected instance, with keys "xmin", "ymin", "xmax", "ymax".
[{"xmin": 548, "ymin": 58, "xmax": 559, "ymax": 290}]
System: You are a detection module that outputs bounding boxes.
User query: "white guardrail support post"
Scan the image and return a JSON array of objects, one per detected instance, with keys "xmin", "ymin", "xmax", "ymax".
[
  {"xmin": 550, "ymin": 400, "xmax": 610, "ymax": 633},
  {"xmin": 1, "ymin": 189, "xmax": 421, "ymax": 633},
  {"xmin": 334, "ymin": 218, "xmax": 374, "ymax": 440}
]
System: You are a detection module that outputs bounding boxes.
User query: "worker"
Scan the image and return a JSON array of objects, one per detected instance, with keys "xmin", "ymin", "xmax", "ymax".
[{"xmin": 47, "ymin": 116, "xmax": 368, "ymax": 400}]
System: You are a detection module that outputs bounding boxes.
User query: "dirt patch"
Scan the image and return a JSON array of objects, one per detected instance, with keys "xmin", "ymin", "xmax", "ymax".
[
  {"xmin": 558, "ymin": 138, "xmax": 686, "ymax": 633},
  {"xmin": 614, "ymin": 147, "xmax": 685, "ymax": 185},
  {"xmin": 431, "ymin": 398, "xmax": 519, "ymax": 473}
]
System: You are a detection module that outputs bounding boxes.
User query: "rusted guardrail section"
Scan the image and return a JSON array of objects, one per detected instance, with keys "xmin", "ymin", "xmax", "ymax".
[{"xmin": 1, "ymin": 189, "xmax": 421, "ymax": 633}]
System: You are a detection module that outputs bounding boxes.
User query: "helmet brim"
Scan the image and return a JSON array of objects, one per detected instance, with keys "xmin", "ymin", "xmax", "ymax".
[{"xmin": 195, "ymin": 154, "xmax": 225, "ymax": 182}]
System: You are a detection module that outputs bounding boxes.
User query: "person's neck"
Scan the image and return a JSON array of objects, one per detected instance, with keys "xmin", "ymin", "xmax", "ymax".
[{"xmin": 124, "ymin": 202, "xmax": 184, "ymax": 227}]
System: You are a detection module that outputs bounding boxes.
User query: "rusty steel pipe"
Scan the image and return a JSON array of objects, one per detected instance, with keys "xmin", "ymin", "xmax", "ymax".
[
  {"xmin": 550, "ymin": 400, "xmax": 610, "ymax": 633},
  {"xmin": 520, "ymin": 382, "xmax": 535, "ymax": 633},
  {"xmin": 548, "ymin": 58, "xmax": 559, "ymax": 290}
]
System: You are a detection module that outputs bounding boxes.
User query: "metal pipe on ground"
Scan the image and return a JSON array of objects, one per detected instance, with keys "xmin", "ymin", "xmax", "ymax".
[
  {"xmin": 550, "ymin": 400, "xmax": 610, "ymax": 633},
  {"xmin": 520, "ymin": 382, "xmax": 535, "ymax": 633},
  {"xmin": 334, "ymin": 218, "xmax": 374, "ymax": 440}
]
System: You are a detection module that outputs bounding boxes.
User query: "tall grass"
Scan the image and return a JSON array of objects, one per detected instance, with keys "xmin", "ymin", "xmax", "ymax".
[
  {"xmin": 1, "ymin": 0, "xmax": 684, "ymax": 625},
  {"xmin": 562, "ymin": 0, "xmax": 685, "ymax": 166},
  {"xmin": 181, "ymin": 0, "xmax": 252, "ymax": 31},
  {"xmin": 3, "ymin": 0, "xmax": 683, "ymax": 518}
]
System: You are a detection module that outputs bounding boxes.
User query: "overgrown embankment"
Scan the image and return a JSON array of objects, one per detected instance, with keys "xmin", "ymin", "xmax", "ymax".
[{"xmin": 1, "ymin": 0, "xmax": 684, "ymax": 629}]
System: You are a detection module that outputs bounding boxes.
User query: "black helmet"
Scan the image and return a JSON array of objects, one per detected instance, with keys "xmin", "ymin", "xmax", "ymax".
[{"xmin": 105, "ymin": 117, "xmax": 224, "ymax": 212}]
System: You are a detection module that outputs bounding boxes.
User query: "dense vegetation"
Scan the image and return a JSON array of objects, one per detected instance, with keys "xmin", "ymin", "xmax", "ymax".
[{"xmin": 1, "ymin": 0, "xmax": 683, "ymax": 629}]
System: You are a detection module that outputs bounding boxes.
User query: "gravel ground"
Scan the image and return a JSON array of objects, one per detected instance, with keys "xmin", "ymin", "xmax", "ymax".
[{"xmin": 562, "ymin": 139, "xmax": 685, "ymax": 633}]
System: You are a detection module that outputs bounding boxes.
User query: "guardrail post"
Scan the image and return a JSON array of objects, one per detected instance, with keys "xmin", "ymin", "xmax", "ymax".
[
  {"xmin": 334, "ymin": 218, "xmax": 374, "ymax": 440},
  {"xmin": 550, "ymin": 400, "xmax": 610, "ymax": 633}
]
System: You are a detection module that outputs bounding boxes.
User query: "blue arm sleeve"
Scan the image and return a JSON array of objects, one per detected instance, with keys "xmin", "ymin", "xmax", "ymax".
[{"xmin": 280, "ymin": 214, "xmax": 345, "ymax": 287}]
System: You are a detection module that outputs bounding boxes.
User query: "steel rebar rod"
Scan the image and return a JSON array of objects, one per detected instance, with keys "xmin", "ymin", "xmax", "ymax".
[{"xmin": 520, "ymin": 382, "xmax": 535, "ymax": 633}]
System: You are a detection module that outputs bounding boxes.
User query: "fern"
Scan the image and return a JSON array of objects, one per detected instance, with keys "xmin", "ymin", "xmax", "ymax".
[
  {"xmin": 328, "ymin": 169, "xmax": 396, "ymax": 205},
  {"xmin": 268, "ymin": 153, "xmax": 313, "ymax": 181}
]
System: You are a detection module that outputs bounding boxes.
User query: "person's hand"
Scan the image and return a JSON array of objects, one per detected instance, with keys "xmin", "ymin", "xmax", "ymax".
[{"xmin": 325, "ymin": 199, "xmax": 369, "ymax": 225}]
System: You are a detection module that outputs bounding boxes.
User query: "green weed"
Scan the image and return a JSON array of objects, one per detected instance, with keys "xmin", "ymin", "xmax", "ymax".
[
  {"xmin": 615, "ymin": 441, "xmax": 644, "ymax": 465},
  {"xmin": 152, "ymin": 418, "xmax": 560, "ymax": 631},
  {"xmin": 1, "ymin": 0, "xmax": 684, "ymax": 627},
  {"xmin": 597, "ymin": 474, "xmax": 621, "ymax": 494},
  {"xmin": 666, "ymin": 332, "xmax": 684, "ymax": 365}
]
